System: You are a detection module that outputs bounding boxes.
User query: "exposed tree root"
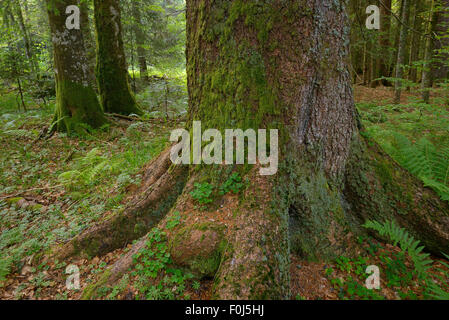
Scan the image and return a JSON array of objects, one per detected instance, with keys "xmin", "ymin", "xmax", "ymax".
[
  {"xmin": 81, "ymin": 166, "xmax": 290, "ymax": 299},
  {"xmin": 344, "ymin": 136, "xmax": 449, "ymax": 256}
]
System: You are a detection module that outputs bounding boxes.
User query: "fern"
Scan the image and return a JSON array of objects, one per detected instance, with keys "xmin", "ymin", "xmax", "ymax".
[
  {"xmin": 363, "ymin": 220, "xmax": 449, "ymax": 299},
  {"xmin": 426, "ymin": 253, "xmax": 449, "ymax": 300},
  {"xmin": 389, "ymin": 133, "xmax": 449, "ymax": 201},
  {"xmin": 58, "ymin": 148, "xmax": 114, "ymax": 187},
  {"xmin": 363, "ymin": 220, "xmax": 433, "ymax": 278},
  {"xmin": 0, "ymin": 255, "xmax": 12, "ymax": 281},
  {"xmin": 2, "ymin": 129, "xmax": 34, "ymax": 139}
]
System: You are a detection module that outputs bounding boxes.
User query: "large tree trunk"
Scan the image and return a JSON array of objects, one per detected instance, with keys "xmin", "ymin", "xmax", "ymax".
[
  {"xmin": 93, "ymin": 0, "xmax": 143, "ymax": 115},
  {"xmin": 46, "ymin": 0, "xmax": 106, "ymax": 132},
  {"xmin": 56, "ymin": 0, "xmax": 449, "ymax": 300}
]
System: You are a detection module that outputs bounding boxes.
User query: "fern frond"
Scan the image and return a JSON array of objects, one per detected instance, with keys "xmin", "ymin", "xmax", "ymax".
[
  {"xmin": 389, "ymin": 133, "xmax": 449, "ymax": 202},
  {"xmin": 363, "ymin": 220, "xmax": 449, "ymax": 299}
]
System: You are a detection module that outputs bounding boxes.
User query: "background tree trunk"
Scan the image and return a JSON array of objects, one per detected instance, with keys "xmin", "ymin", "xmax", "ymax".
[
  {"xmin": 132, "ymin": 0, "xmax": 149, "ymax": 84},
  {"xmin": 14, "ymin": 0, "xmax": 38, "ymax": 76},
  {"xmin": 408, "ymin": 0, "xmax": 424, "ymax": 85},
  {"xmin": 378, "ymin": 0, "xmax": 392, "ymax": 86},
  {"xmin": 421, "ymin": 0, "xmax": 437, "ymax": 104},
  {"xmin": 394, "ymin": 0, "xmax": 411, "ymax": 104},
  {"xmin": 93, "ymin": 0, "xmax": 143, "ymax": 115},
  {"xmin": 80, "ymin": 0, "xmax": 96, "ymax": 88},
  {"xmin": 46, "ymin": 0, "xmax": 106, "ymax": 132},
  {"xmin": 432, "ymin": 0, "xmax": 449, "ymax": 82}
]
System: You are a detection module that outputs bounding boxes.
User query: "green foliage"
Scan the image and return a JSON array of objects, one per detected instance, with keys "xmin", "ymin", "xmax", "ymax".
[
  {"xmin": 136, "ymin": 76, "xmax": 187, "ymax": 118},
  {"xmin": 219, "ymin": 172, "xmax": 244, "ymax": 195},
  {"xmin": 0, "ymin": 101, "xmax": 172, "ymax": 283},
  {"xmin": 380, "ymin": 251, "xmax": 415, "ymax": 288},
  {"xmin": 190, "ymin": 182, "xmax": 214, "ymax": 205},
  {"xmin": 363, "ymin": 220, "xmax": 433, "ymax": 278},
  {"xmin": 358, "ymin": 101, "xmax": 449, "ymax": 203},
  {"xmin": 428, "ymin": 253, "xmax": 449, "ymax": 300},
  {"xmin": 363, "ymin": 220, "xmax": 449, "ymax": 299},
  {"xmin": 387, "ymin": 134, "xmax": 449, "ymax": 201},
  {"xmin": 131, "ymin": 226, "xmax": 194, "ymax": 300},
  {"xmin": 122, "ymin": 0, "xmax": 186, "ymax": 72},
  {"xmin": 166, "ymin": 211, "xmax": 181, "ymax": 230}
]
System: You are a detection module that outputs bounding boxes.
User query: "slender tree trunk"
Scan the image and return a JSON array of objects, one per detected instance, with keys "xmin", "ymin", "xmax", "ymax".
[
  {"xmin": 17, "ymin": 77, "xmax": 27, "ymax": 112},
  {"xmin": 421, "ymin": 0, "xmax": 437, "ymax": 104},
  {"xmin": 46, "ymin": 0, "xmax": 106, "ymax": 132},
  {"xmin": 55, "ymin": 0, "xmax": 449, "ymax": 300},
  {"xmin": 378, "ymin": 0, "xmax": 392, "ymax": 86},
  {"xmin": 14, "ymin": 0, "xmax": 38, "ymax": 75},
  {"xmin": 409, "ymin": 0, "xmax": 423, "ymax": 85},
  {"xmin": 432, "ymin": 0, "xmax": 449, "ymax": 81},
  {"xmin": 93, "ymin": 0, "xmax": 143, "ymax": 115},
  {"xmin": 394, "ymin": 0, "xmax": 411, "ymax": 104},
  {"xmin": 132, "ymin": 0, "xmax": 149, "ymax": 84}
]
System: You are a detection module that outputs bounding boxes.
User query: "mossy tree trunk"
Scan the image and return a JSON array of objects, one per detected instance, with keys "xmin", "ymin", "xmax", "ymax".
[
  {"xmin": 93, "ymin": 0, "xmax": 143, "ymax": 115},
  {"xmin": 61, "ymin": 0, "xmax": 449, "ymax": 300},
  {"xmin": 46, "ymin": 0, "xmax": 106, "ymax": 132},
  {"xmin": 79, "ymin": 0, "xmax": 96, "ymax": 87}
]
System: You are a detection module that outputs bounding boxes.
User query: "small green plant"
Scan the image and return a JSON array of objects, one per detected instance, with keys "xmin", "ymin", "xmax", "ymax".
[
  {"xmin": 166, "ymin": 211, "xmax": 181, "ymax": 230},
  {"xmin": 192, "ymin": 280, "xmax": 200, "ymax": 290},
  {"xmin": 219, "ymin": 172, "xmax": 244, "ymax": 195},
  {"xmin": 380, "ymin": 251, "xmax": 414, "ymax": 288},
  {"xmin": 190, "ymin": 182, "xmax": 214, "ymax": 205},
  {"xmin": 132, "ymin": 227, "xmax": 193, "ymax": 300}
]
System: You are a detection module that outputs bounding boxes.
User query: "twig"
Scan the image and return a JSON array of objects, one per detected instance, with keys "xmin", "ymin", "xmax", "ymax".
[{"xmin": 0, "ymin": 184, "xmax": 65, "ymax": 201}]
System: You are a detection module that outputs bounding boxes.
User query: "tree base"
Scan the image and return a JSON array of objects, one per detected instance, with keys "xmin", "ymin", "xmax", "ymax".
[{"xmin": 60, "ymin": 135, "xmax": 449, "ymax": 300}]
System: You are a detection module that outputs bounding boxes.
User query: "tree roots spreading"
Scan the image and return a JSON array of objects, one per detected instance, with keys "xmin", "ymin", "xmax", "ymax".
[{"xmin": 62, "ymin": 137, "xmax": 448, "ymax": 300}]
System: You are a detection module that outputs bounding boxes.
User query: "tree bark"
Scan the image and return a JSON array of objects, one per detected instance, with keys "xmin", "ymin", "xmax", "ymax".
[
  {"xmin": 79, "ymin": 0, "xmax": 96, "ymax": 88},
  {"xmin": 46, "ymin": 0, "xmax": 106, "ymax": 132},
  {"xmin": 421, "ymin": 0, "xmax": 437, "ymax": 104},
  {"xmin": 432, "ymin": 0, "xmax": 449, "ymax": 82},
  {"xmin": 378, "ymin": 0, "xmax": 392, "ymax": 86},
  {"xmin": 14, "ymin": 0, "xmax": 38, "ymax": 76},
  {"xmin": 61, "ymin": 0, "xmax": 449, "ymax": 300},
  {"xmin": 394, "ymin": 0, "xmax": 411, "ymax": 104},
  {"xmin": 132, "ymin": 0, "xmax": 149, "ymax": 83},
  {"xmin": 408, "ymin": 0, "xmax": 424, "ymax": 85},
  {"xmin": 93, "ymin": 0, "xmax": 143, "ymax": 115}
]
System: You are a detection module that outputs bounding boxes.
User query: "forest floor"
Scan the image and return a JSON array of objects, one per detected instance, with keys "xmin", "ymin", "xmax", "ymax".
[{"xmin": 0, "ymin": 85, "xmax": 448, "ymax": 300}]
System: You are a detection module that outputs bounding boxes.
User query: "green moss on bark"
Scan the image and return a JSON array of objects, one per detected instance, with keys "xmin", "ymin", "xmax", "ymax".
[
  {"xmin": 94, "ymin": 0, "xmax": 143, "ymax": 116},
  {"xmin": 53, "ymin": 80, "xmax": 107, "ymax": 132},
  {"xmin": 46, "ymin": 0, "xmax": 107, "ymax": 133}
]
